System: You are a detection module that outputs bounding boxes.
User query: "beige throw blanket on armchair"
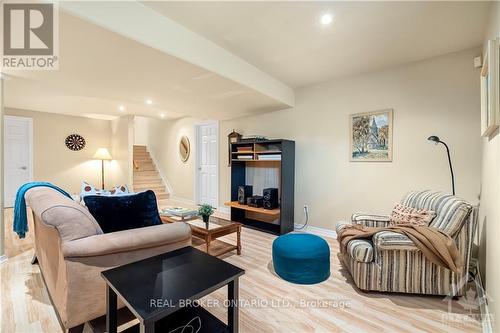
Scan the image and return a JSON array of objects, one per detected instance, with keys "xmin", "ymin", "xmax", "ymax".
[{"xmin": 337, "ymin": 224, "xmax": 463, "ymax": 273}]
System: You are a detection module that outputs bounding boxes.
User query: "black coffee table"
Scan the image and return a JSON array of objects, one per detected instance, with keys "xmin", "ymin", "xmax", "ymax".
[{"xmin": 101, "ymin": 246, "xmax": 245, "ymax": 333}]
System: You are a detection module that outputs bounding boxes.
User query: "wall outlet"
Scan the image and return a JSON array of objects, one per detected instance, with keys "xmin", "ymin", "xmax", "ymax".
[{"xmin": 473, "ymin": 56, "xmax": 482, "ymax": 68}]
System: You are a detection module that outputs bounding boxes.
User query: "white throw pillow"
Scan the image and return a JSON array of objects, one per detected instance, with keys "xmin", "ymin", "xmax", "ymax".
[
  {"xmin": 80, "ymin": 182, "xmax": 111, "ymax": 197},
  {"xmin": 109, "ymin": 185, "xmax": 130, "ymax": 195}
]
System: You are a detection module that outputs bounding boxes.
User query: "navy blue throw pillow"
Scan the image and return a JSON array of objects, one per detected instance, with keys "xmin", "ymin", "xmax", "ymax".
[{"xmin": 83, "ymin": 190, "xmax": 162, "ymax": 233}]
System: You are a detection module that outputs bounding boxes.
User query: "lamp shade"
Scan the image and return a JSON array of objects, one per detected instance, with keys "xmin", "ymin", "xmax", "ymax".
[
  {"xmin": 427, "ymin": 135, "xmax": 440, "ymax": 143},
  {"xmin": 93, "ymin": 148, "xmax": 112, "ymax": 160}
]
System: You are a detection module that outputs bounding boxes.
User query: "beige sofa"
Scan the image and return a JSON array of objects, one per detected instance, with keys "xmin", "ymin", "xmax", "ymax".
[{"xmin": 25, "ymin": 187, "xmax": 192, "ymax": 332}]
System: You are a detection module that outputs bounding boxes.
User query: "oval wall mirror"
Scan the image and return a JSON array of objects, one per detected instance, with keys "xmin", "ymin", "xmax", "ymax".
[{"xmin": 179, "ymin": 136, "xmax": 190, "ymax": 162}]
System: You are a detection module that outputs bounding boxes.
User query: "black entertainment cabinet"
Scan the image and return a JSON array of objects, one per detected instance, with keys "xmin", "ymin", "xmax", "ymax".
[{"xmin": 224, "ymin": 139, "xmax": 295, "ymax": 235}]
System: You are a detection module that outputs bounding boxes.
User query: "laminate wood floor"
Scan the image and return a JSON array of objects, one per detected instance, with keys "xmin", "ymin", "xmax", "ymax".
[{"xmin": 1, "ymin": 208, "xmax": 482, "ymax": 333}]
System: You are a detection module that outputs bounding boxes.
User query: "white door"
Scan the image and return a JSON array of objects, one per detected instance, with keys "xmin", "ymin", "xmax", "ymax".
[
  {"xmin": 197, "ymin": 122, "xmax": 218, "ymax": 208},
  {"xmin": 4, "ymin": 116, "xmax": 33, "ymax": 207}
]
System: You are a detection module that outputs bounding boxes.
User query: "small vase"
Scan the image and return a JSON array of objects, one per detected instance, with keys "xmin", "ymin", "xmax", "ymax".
[{"xmin": 202, "ymin": 215, "xmax": 210, "ymax": 228}]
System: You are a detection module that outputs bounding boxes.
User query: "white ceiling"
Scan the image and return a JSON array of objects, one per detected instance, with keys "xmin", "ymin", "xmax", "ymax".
[
  {"xmin": 4, "ymin": 11, "xmax": 289, "ymax": 120},
  {"xmin": 144, "ymin": 1, "xmax": 490, "ymax": 88},
  {"xmin": 3, "ymin": 1, "xmax": 490, "ymax": 120}
]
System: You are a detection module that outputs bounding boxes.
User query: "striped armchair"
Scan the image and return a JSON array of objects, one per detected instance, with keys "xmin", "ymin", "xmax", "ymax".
[{"xmin": 336, "ymin": 191, "xmax": 476, "ymax": 296}]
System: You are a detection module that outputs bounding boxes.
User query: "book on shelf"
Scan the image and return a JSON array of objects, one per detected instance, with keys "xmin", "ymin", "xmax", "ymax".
[
  {"xmin": 237, "ymin": 155, "xmax": 254, "ymax": 160},
  {"xmin": 257, "ymin": 154, "xmax": 281, "ymax": 161},
  {"xmin": 236, "ymin": 146, "xmax": 253, "ymax": 152}
]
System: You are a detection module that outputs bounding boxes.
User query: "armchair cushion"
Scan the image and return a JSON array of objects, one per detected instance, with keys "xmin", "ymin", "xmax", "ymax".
[
  {"xmin": 351, "ymin": 213, "xmax": 391, "ymax": 227},
  {"xmin": 390, "ymin": 203, "xmax": 436, "ymax": 226},
  {"xmin": 347, "ymin": 239, "xmax": 374, "ymax": 263},
  {"xmin": 373, "ymin": 231, "xmax": 419, "ymax": 251},
  {"xmin": 83, "ymin": 190, "xmax": 162, "ymax": 233},
  {"xmin": 335, "ymin": 222, "xmax": 374, "ymax": 263},
  {"xmin": 401, "ymin": 191, "xmax": 472, "ymax": 236}
]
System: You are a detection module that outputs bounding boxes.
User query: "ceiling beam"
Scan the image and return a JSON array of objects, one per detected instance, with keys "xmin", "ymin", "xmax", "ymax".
[{"xmin": 59, "ymin": 1, "xmax": 295, "ymax": 107}]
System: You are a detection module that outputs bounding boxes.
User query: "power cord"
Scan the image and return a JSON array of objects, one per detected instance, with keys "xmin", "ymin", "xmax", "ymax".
[{"xmin": 294, "ymin": 205, "xmax": 309, "ymax": 230}]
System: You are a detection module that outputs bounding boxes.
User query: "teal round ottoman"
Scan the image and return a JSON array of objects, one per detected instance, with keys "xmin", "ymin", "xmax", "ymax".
[{"xmin": 272, "ymin": 233, "xmax": 330, "ymax": 284}]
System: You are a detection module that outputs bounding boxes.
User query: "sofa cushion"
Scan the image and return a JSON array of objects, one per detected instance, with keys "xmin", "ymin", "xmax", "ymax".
[
  {"xmin": 25, "ymin": 187, "xmax": 103, "ymax": 242},
  {"xmin": 83, "ymin": 190, "xmax": 162, "ymax": 233},
  {"xmin": 351, "ymin": 213, "xmax": 391, "ymax": 227},
  {"xmin": 400, "ymin": 191, "xmax": 472, "ymax": 236},
  {"xmin": 373, "ymin": 231, "xmax": 419, "ymax": 251},
  {"xmin": 109, "ymin": 184, "xmax": 130, "ymax": 195},
  {"xmin": 347, "ymin": 239, "xmax": 374, "ymax": 263},
  {"xmin": 80, "ymin": 181, "xmax": 111, "ymax": 197},
  {"xmin": 80, "ymin": 182, "xmax": 132, "ymax": 198},
  {"xmin": 390, "ymin": 203, "xmax": 436, "ymax": 226}
]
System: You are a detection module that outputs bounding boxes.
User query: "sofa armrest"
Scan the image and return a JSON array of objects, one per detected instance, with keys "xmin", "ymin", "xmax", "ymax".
[
  {"xmin": 351, "ymin": 213, "xmax": 391, "ymax": 227},
  {"xmin": 335, "ymin": 221, "xmax": 352, "ymax": 234},
  {"xmin": 62, "ymin": 223, "xmax": 191, "ymax": 258},
  {"xmin": 373, "ymin": 231, "xmax": 419, "ymax": 252}
]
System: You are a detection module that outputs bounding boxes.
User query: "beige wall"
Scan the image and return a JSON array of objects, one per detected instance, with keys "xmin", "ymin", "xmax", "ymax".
[
  {"xmin": 146, "ymin": 49, "xmax": 482, "ymax": 230},
  {"xmin": 134, "ymin": 116, "xmax": 150, "ymax": 146},
  {"xmin": 479, "ymin": 2, "xmax": 500, "ymax": 330},
  {"xmin": 4, "ymin": 108, "xmax": 131, "ymax": 194},
  {"xmin": 111, "ymin": 115, "xmax": 133, "ymax": 187},
  {"xmin": 145, "ymin": 117, "xmax": 196, "ymax": 201},
  {"xmin": 220, "ymin": 48, "xmax": 482, "ymax": 227}
]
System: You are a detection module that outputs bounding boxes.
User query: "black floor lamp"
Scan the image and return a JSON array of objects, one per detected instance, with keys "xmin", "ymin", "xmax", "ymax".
[{"xmin": 427, "ymin": 136, "xmax": 455, "ymax": 195}]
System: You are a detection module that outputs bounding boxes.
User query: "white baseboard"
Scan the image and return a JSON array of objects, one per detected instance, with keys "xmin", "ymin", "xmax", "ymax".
[
  {"xmin": 294, "ymin": 224, "xmax": 337, "ymax": 239},
  {"xmin": 213, "ymin": 209, "xmax": 336, "ymax": 239},
  {"xmin": 0, "ymin": 255, "xmax": 7, "ymax": 264}
]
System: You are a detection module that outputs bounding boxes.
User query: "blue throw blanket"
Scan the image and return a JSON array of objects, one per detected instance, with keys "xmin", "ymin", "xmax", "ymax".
[{"xmin": 14, "ymin": 182, "xmax": 71, "ymax": 238}]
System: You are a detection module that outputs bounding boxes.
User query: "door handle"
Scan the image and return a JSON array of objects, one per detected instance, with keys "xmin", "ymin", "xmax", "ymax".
[{"xmin": 20, "ymin": 166, "xmax": 27, "ymax": 170}]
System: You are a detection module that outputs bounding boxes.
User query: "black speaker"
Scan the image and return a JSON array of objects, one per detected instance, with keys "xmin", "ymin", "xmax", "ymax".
[
  {"xmin": 263, "ymin": 188, "xmax": 279, "ymax": 210},
  {"xmin": 238, "ymin": 185, "xmax": 253, "ymax": 204},
  {"xmin": 247, "ymin": 195, "xmax": 264, "ymax": 208}
]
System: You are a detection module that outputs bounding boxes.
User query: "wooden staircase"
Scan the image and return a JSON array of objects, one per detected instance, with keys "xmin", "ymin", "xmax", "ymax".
[{"xmin": 133, "ymin": 145, "xmax": 169, "ymax": 200}]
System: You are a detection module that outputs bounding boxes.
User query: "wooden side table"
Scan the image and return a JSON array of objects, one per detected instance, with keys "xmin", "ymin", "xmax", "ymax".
[{"xmin": 161, "ymin": 215, "xmax": 242, "ymax": 256}]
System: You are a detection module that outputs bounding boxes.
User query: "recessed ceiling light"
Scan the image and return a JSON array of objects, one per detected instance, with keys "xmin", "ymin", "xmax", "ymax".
[
  {"xmin": 118, "ymin": 105, "xmax": 125, "ymax": 112},
  {"xmin": 146, "ymin": 99, "xmax": 153, "ymax": 105},
  {"xmin": 320, "ymin": 13, "xmax": 333, "ymax": 25},
  {"xmin": 160, "ymin": 113, "xmax": 166, "ymax": 119}
]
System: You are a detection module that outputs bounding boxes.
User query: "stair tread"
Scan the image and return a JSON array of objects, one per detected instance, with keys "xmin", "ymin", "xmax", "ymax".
[
  {"xmin": 133, "ymin": 179, "xmax": 162, "ymax": 183},
  {"xmin": 134, "ymin": 185, "xmax": 166, "ymax": 190},
  {"xmin": 133, "ymin": 179, "xmax": 162, "ymax": 182},
  {"xmin": 133, "ymin": 146, "xmax": 169, "ymax": 197}
]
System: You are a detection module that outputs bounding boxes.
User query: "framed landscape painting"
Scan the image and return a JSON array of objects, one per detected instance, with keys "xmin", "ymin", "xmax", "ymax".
[{"xmin": 350, "ymin": 109, "xmax": 393, "ymax": 162}]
